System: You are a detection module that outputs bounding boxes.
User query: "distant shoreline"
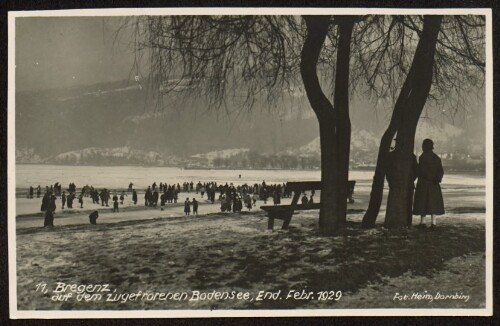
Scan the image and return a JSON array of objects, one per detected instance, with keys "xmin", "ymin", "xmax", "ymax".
[{"xmin": 14, "ymin": 162, "xmax": 485, "ymax": 175}]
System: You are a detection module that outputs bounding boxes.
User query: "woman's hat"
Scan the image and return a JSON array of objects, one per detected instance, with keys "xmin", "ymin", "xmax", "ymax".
[{"xmin": 422, "ymin": 138, "xmax": 434, "ymax": 151}]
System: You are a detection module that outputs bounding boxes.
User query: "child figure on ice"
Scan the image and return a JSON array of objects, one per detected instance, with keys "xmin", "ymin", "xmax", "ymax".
[
  {"xmin": 113, "ymin": 197, "xmax": 119, "ymax": 213},
  {"xmin": 89, "ymin": 211, "xmax": 99, "ymax": 225}
]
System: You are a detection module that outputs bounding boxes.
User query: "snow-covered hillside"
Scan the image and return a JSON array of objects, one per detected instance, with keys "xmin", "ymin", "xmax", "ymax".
[
  {"xmin": 282, "ymin": 129, "xmax": 380, "ymax": 156},
  {"xmin": 52, "ymin": 147, "xmax": 164, "ymax": 165},
  {"xmin": 191, "ymin": 148, "xmax": 250, "ymax": 162}
]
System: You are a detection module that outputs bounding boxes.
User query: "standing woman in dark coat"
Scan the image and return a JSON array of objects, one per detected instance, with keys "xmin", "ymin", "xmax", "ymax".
[{"xmin": 413, "ymin": 139, "xmax": 445, "ymax": 229}]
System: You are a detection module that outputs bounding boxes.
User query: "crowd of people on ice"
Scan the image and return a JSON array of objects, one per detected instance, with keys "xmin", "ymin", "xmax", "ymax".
[{"xmin": 29, "ymin": 180, "xmax": 291, "ymax": 227}]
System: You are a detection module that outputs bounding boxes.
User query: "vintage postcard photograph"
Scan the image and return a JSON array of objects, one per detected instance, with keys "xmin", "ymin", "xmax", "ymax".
[{"xmin": 8, "ymin": 7, "xmax": 493, "ymax": 318}]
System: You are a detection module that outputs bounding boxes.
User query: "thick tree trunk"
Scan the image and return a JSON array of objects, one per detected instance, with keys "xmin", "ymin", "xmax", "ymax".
[
  {"xmin": 300, "ymin": 16, "xmax": 355, "ymax": 235},
  {"xmin": 384, "ymin": 127, "xmax": 417, "ymax": 228},
  {"xmin": 318, "ymin": 118, "xmax": 338, "ymax": 232},
  {"xmin": 300, "ymin": 16, "xmax": 338, "ymax": 234},
  {"xmin": 384, "ymin": 15, "xmax": 443, "ymax": 228},
  {"xmin": 332, "ymin": 17, "xmax": 355, "ymax": 230}
]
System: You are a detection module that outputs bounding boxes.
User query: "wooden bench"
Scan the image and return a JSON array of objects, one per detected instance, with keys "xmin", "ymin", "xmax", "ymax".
[{"xmin": 261, "ymin": 180, "xmax": 355, "ymax": 230}]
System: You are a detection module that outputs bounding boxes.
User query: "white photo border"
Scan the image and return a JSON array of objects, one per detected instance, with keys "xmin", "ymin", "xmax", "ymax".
[{"xmin": 8, "ymin": 7, "xmax": 494, "ymax": 318}]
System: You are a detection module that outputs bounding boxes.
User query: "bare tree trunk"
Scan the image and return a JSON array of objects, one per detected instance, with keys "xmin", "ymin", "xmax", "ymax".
[
  {"xmin": 384, "ymin": 15, "xmax": 443, "ymax": 228},
  {"xmin": 318, "ymin": 118, "xmax": 338, "ymax": 232},
  {"xmin": 361, "ymin": 128, "xmax": 396, "ymax": 228},
  {"xmin": 300, "ymin": 16, "xmax": 339, "ymax": 235},
  {"xmin": 384, "ymin": 127, "xmax": 417, "ymax": 228},
  {"xmin": 361, "ymin": 68, "xmax": 415, "ymax": 227},
  {"xmin": 332, "ymin": 17, "xmax": 355, "ymax": 231},
  {"xmin": 300, "ymin": 16, "xmax": 356, "ymax": 235}
]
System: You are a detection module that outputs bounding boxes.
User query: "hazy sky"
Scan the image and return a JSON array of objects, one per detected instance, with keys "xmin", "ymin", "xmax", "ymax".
[
  {"xmin": 15, "ymin": 17, "xmax": 136, "ymax": 91},
  {"xmin": 14, "ymin": 15, "xmax": 485, "ymax": 140}
]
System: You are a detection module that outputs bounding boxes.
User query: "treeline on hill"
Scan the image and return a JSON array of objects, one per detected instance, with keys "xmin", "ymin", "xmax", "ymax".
[
  {"xmin": 211, "ymin": 151, "xmax": 321, "ymax": 170},
  {"xmin": 54, "ymin": 154, "xmax": 160, "ymax": 166}
]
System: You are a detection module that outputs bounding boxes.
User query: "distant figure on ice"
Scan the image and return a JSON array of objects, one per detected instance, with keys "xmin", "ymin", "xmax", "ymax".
[
  {"xmin": 78, "ymin": 194, "xmax": 84, "ymax": 208},
  {"xmin": 413, "ymin": 139, "xmax": 445, "ymax": 229},
  {"xmin": 67, "ymin": 193, "xmax": 74, "ymax": 209},
  {"xmin": 233, "ymin": 197, "xmax": 242, "ymax": 213},
  {"xmin": 40, "ymin": 192, "xmax": 49, "ymax": 212},
  {"xmin": 43, "ymin": 192, "xmax": 56, "ymax": 227},
  {"xmin": 54, "ymin": 182, "xmax": 61, "ymax": 196},
  {"xmin": 113, "ymin": 197, "xmax": 119, "ymax": 213},
  {"xmin": 120, "ymin": 192, "xmax": 125, "ymax": 204},
  {"xmin": 262, "ymin": 188, "xmax": 268, "ymax": 204},
  {"xmin": 145, "ymin": 186, "xmax": 152, "ymax": 206},
  {"xmin": 245, "ymin": 194, "xmax": 252, "ymax": 211},
  {"xmin": 301, "ymin": 193, "xmax": 309, "ymax": 205},
  {"xmin": 184, "ymin": 198, "xmax": 191, "ymax": 216},
  {"xmin": 160, "ymin": 192, "xmax": 166, "ymax": 207},
  {"xmin": 309, "ymin": 195, "xmax": 314, "ymax": 204},
  {"xmin": 273, "ymin": 191, "xmax": 281, "ymax": 206},
  {"xmin": 132, "ymin": 189, "xmax": 138, "ymax": 205},
  {"xmin": 99, "ymin": 189, "xmax": 107, "ymax": 207},
  {"xmin": 128, "ymin": 182, "xmax": 133, "ymax": 192},
  {"xmin": 36, "ymin": 185, "xmax": 41, "ymax": 198},
  {"xmin": 192, "ymin": 198, "xmax": 198, "ymax": 216},
  {"xmin": 252, "ymin": 193, "xmax": 258, "ymax": 207},
  {"xmin": 89, "ymin": 210, "xmax": 99, "ymax": 225},
  {"xmin": 29, "ymin": 186, "xmax": 34, "ymax": 199},
  {"xmin": 152, "ymin": 190, "xmax": 159, "ymax": 207},
  {"xmin": 61, "ymin": 191, "xmax": 66, "ymax": 209},
  {"xmin": 44, "ymin": 209, "xmax": 54, "ymax": 227}
]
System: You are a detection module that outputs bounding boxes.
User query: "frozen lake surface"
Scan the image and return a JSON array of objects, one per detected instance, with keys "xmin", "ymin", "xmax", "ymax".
[
  {"xmin": 15, "ymin": 164, "xmax": 485, "ymax": 190},
  {"xmin": 14, "ymin": 164, "xmax": 486, "ymax": 222}
]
